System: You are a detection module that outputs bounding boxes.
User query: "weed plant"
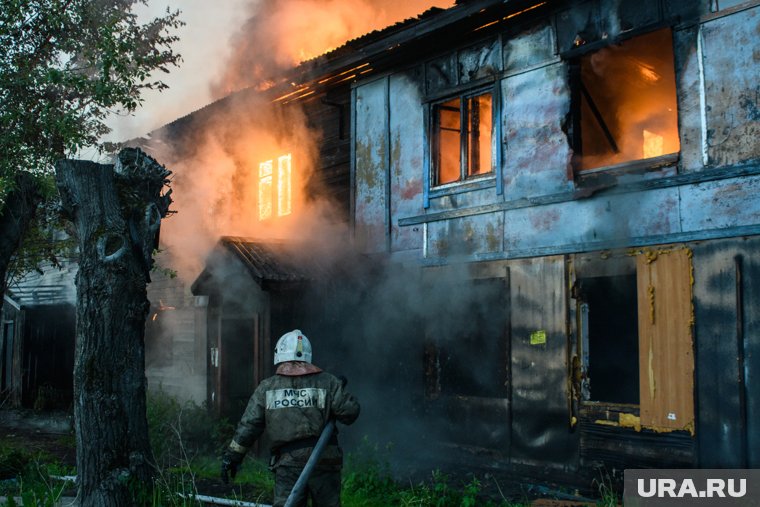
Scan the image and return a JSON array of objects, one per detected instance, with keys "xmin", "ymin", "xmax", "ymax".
[{"xmin": 0, "ymin": 393, "xmax": 619, "ymax": 506}]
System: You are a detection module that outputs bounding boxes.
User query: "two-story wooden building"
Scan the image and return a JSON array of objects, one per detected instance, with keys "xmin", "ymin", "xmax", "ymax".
[{"xmin": 141, "ymin": 0, "xmax": 760, "ymax": 494}]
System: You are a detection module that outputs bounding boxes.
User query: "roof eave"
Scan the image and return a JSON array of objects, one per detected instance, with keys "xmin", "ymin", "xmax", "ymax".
[{"xmin": 278, "ymin": 0, "xmax": 550, "ymax": 91}]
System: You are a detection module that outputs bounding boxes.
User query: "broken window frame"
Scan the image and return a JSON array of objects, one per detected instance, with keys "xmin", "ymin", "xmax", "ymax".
[
  {"xmin": 566, "ymin": 27, "xmax": 682, "ymax": 177},
  {"xmin": 424, "ymin": 83, "xmax": 501, "ymax": 207}
]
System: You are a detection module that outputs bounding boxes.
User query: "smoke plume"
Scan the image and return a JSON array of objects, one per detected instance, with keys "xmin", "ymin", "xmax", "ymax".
[
  {"xmin": 211, "ymin": 0, "xmax": 454, "ymax": 96},
  {"xmin": 146, "ymin": 0, "xmax": 454, "ymax": 282}
]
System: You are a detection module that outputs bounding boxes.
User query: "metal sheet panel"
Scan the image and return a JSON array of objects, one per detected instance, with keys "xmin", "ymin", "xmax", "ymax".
[
  {"xmin": 503, "ymin": 21, "xmax": 556, "ymax": 74},
  {"xmin": 701, "ymin": 5, "xmax": 760, "ymax": 166},
  {"xmin": 427, "ymin": 213, "xmax": 504, "ymax": 258},
  {"xmin": 610, "ymin": 0, "xmax": 661, "ymax": 33},
  {"xmin": 743, "ymin": 239, "xmax": 760, "ymax": 467},
  {"xmin": 509, "ymin": 256, "xmax": 577, "ymax": 467},
  {"xmin": 459, "ymin": 37, "xmax": 501, "ymax": 85},
  {"xmin": 503, "ymin": 188, "xmax": 680, "ymax": 252},
  {"xmin": 680, "ymin": 175, "xmax": 760, "ymax": 232},
  {"xmin": 502, "ymin": 63, "xmax": 574, "ymax": 201},
  {"xmin": 354, "ymin": 78, "xmax": 390, "ymax": 253},
  {"xmin": 389, "ymin": 73, "xmax": 425, "ymax": 253},
  {"xmin": 555, "ymin": 0, "xmax": 601, "ymax": 53},
  {"xmin": 673, "ymin": 26, "xmax": 704, "ymax": 173},
  {"xmin": 426, "ymin": 52, "xmax": 457, "ymax": 95},
  {"xmin": 692, "ymin": 239, "xmax": 746, "ymax": 466},
  {"xmin": 427, "ymin": 185, "xmax": 500, "ymax": 212}
]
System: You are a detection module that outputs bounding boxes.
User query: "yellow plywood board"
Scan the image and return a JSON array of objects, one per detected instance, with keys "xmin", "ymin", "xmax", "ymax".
[{"xmin": 636, "ymin": 248, "xmax": 695, "ymax": 433}]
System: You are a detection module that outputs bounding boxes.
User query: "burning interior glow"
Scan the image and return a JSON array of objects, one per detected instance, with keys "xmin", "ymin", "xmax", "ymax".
[
  {"xmin": 277, "ymin": 154, "xmax": 292, "ymax": 217},
  {"xmin": 578, "ymin": 28, "xmax": 680, "ymax": 171},
  {"xmin": 152, "ymin": 1, "xmax": 458, "ymax": 282},
  {"xmin": 258, "ymin": 160, "xmax": 273, "ymax": 220},
  {"xmin": 642, "ymin": 129, "xmax": 664, "ymax": 159},
  {"xmin": 257, "ymin": 153, "xmax": 293, "ymax": 220},
  {"xmin": 434, "ymin": 91, "xmax": 493, "ymax": 185}
]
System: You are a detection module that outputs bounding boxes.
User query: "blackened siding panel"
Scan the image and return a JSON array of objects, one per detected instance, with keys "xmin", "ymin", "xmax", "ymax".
[
  {"xmin": 742, "ymin": 240, "xmax": 760, "ymax": 467},
  {"xmin": 692, "ymin": 238, "xmax": 754, "ymax": 467},
  {"xmin": 501, "ymin": 63, "xmax": 573, "ymax": 201},
  {"xmin": 509, "ymin": 256, "xmax": 577, "ymax": 467}
]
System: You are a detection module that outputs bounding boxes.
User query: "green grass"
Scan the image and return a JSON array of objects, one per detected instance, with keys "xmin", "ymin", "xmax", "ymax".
[
  {"xmin": 0, "ymin": 391, "xmax": 619, "ymax": 506},
  {"xmin": 340, "ymin": 439, "xmax": 528, "ymax": 507}
]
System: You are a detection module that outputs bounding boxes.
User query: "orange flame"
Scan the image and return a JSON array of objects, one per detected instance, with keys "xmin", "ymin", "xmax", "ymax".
[
  {"xmin": 578, "ymin": 28, "xmax": 680, "ymax": 171},
  {"xmin": 211, "ymin": 0, "xmax": 454, "ymax": 97},
  {"xmin": 151, "ymin": 1, "xmax": 456, "ymax": 282}
]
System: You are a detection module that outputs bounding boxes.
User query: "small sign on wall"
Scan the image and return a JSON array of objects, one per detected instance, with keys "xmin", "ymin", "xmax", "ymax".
[{"xmin": 530, "ymin": 330, "xmax": 547, "ymax": 346}]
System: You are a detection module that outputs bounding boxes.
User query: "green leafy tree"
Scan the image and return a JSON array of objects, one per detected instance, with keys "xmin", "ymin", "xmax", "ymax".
[
  {"xmin": 1, "ymin": 2, "xmax": 182, "ymax": 505},
  {"xmin": 0, "ymin": 0, "xmax": 183, "ymax": 300}
]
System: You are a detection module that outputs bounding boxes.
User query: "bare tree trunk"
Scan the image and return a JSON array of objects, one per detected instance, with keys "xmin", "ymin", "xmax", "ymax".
[
  {"xmin": 56, "ymin": 148, "xmax": 172, "ymax": 506},
  {"xmin": 0, "ymin": 172, "xmax": 41, "ymax": 301}
]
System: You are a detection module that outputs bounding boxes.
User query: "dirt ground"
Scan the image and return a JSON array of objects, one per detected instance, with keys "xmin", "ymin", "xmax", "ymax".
[{"xmin": 0, "ymin": 409, "xmax": 76, "ymax": 468}]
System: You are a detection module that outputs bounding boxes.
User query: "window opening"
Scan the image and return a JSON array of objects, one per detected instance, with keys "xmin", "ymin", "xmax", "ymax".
[
  {"xmin": 258, "ymin": 160, "xmax": 273, "ymax": 220},
  {"xmin": 578, "ymin": 274, "xmax": 640, "ymax": 404},
  {"xmin": 433, "ymin": 90, "xmax": 493, "ymax": 186},
  {"xmin": 258, "ymin": 153, "xmax": 293, "ymax": 220},
  {"xmin": 277, "ymin": 154, "xmax": 292, "ymax": 217},
  {"xmin": 574, "ymin": 28, "xmax": 680, "ymax": 172}
]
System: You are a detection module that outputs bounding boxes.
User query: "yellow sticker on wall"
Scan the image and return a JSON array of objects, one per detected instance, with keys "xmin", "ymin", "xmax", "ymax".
[{"xmin": 530, "ymin": 330, "xmax": 546, "ymax": 345}]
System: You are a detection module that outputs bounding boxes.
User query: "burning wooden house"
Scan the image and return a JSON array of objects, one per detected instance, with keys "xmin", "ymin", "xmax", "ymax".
[{"xmin": 138, "ymin": 0, "xmax": 759, "ymax": 495}]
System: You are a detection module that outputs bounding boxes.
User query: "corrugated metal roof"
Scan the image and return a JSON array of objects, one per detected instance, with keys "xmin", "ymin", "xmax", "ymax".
[
  {"xmin": 297, "ymin": 6, "xmax": 448, "ymax": 66},
  {"xmin": 5, "ymin": 263, "xmax": 77, "ymax": 308},
  {"xmin": 275, "ymin": 0, "xmax": 541, "ymax": 99},
  {"xmin": 220, "ymin": 236, "xmax": 312, "ymax": 283}
]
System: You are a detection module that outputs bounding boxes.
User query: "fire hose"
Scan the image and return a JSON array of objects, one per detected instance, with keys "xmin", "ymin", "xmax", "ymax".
[
  {"xmin": 283, "ymin": 376, "xmax": 347, "ymax": 507},
  {"xmin": 283, "ymin": 419, "xmax": 337, "ymax": 507}
]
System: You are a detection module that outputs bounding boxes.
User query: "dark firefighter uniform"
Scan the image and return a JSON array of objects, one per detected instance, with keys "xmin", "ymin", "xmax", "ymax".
[{"xmin": 222, "ymin": 361, "xmax": 360, "ymax": 507}]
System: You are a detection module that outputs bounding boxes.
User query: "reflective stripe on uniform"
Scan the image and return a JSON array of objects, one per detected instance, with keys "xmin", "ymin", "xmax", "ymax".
[
  {"xmin": 266, "ymin": 388, "xmax": 327, "ymax": 410},
  {"xmin": 229, "ymin": 440, "xmax": 247, "ymax": 453}
]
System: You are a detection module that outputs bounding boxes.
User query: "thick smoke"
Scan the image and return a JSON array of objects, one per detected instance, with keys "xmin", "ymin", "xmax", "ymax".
[
  {"xmin": 144, "ymin": 0, "xmax": 510, "ymax": 479},
  {"xmin": 211, "ymin": 0, "xmax": 454, "ymax": 96},
  {"xmin": 301, "ymin": 257, "xmax": 508, "ymax": 476},
  {"xmin": 149, "ymin": 0, "xmax": 454, "ymax": 282}
]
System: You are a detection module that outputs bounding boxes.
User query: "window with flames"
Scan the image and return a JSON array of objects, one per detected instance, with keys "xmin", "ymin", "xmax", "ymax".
[
  {"xmin": 258, "ymin": 153, "xmax": 292, "ymax": 220},
  {"xmin": 572, "ymin": 28, "xmax": 681, "ymax": 172},
  {"xmin": 431, "ymin": 89, "xmax": 494, "ymax": 186}
]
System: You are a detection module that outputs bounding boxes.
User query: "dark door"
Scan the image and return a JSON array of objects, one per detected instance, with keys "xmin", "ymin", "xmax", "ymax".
[{"xmin": 220, "ymin": 316, "xmax": 258, "ymax": 420}]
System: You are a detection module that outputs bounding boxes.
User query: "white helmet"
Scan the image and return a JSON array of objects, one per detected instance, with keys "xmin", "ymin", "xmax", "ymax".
[{"xmin": 274, "ymin": 329, "xmax": 312, "ymax": 365}]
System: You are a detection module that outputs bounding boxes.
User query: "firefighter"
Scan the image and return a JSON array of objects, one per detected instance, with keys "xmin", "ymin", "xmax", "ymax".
[{"xmin": 220, "ymin": 329, "xmax": 360, "ymax": 507}]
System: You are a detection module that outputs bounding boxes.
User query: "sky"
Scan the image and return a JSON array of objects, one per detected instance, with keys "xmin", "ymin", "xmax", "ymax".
[
  {"xmin": 100, "ymin": 0, "xmax": 455, "ymax": 281},
  {"xmin": 104, "ymin": 0, "xmax": 251, "ymax": 146}
]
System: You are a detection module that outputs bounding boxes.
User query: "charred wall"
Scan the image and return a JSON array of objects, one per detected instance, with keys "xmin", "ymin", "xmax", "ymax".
[
  {"xmin": 692, "ymin": 236, "xmax": 760, "ymax": 468},
  {"xmin": 349, "ymin": 0, "xmax": 760, "ymax": 488},
  {"xmin": 301, "ymin": 84, "xmax": 353, "ymax": 219}
]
